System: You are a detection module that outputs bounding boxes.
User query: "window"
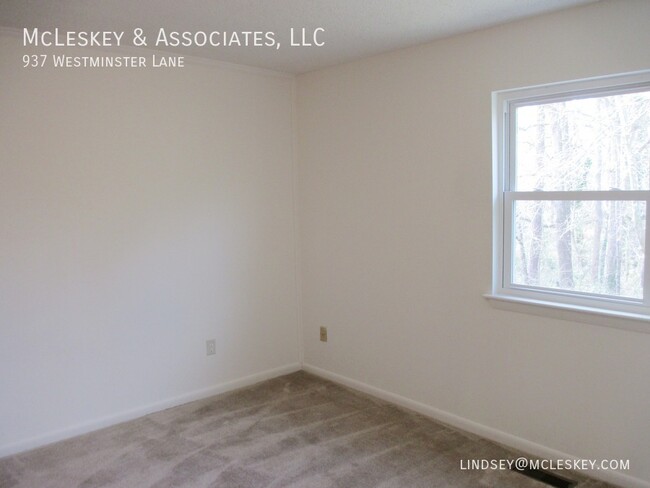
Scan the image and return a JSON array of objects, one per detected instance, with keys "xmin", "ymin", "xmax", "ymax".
[{"xmin": 492, "ymin": 71, "xmax": 650, "ymax": 320}]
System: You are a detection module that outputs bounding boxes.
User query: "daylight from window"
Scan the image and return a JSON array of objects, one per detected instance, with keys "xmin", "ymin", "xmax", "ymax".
[{"xmin": 511, "ymin": 90, "xmax": 650, "ymax": 300}]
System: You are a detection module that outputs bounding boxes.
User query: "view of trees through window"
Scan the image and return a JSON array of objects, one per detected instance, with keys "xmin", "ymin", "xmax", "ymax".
[{"xmin": 511, "ymin": 90, "xmax": 650, "ymax": 299}]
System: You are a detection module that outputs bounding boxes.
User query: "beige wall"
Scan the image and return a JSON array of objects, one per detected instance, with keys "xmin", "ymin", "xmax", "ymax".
[
  {"xmin": 297, "ymin": 1, "xmax": 650, "ymax": 485},
  {"xmin": 0, "ymin": 33, "xmax": 299, "ymax": 453}
]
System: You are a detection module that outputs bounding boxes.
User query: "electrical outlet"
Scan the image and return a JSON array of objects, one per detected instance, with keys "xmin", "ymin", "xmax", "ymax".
[
  {"xmin": 320, "ymin": 326, "xmax": 328, "ymax": 342},
  {"xmin": 206, "ymin": 339, "xmax": 216, "ymax": 356}
]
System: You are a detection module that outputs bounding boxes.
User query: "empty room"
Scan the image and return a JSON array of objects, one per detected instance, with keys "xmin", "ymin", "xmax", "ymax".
[{"xmin": 1, "ymin": 1, "xmax": 649, "ymax": 487}]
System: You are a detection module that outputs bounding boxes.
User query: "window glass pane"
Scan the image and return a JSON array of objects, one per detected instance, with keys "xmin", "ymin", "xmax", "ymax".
[
  {"xmin": 515, "ymin": 91, "xmax": 650, "ymax": 191},
  {"xmin": 512, "ymin": 200, "xmax": 646, "ymax": 299}
]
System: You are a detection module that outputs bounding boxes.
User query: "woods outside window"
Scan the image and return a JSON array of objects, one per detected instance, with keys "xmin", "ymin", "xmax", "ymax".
[{"xmin": 492, "ymin": 71, "xmax": 650, "ymax": 320}]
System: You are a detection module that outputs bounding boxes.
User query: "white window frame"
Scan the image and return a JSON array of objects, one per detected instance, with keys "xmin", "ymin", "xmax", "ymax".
[{"xmin": 491, "ymin": 70, "xmax": 650, "ymax": 323}]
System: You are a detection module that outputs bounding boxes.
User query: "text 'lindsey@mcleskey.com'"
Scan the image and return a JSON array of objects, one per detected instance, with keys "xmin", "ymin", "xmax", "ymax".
[{"xmin": 459, "ymin": 457, "xmax": 630, "ymax": 472}]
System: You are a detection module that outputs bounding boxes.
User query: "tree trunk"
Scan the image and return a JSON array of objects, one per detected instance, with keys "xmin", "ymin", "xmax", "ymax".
[
  {"xmin": 552, "ymin": 103, "xmax": 574, "ymax": 288},
  {"xmin": 528, "ymin": 108, "xmax": 546, "ymax": 285}
]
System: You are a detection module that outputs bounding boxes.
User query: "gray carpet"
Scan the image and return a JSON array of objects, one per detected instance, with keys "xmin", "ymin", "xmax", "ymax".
[{"xmin": 0, "ymin": 371, "xmax": 614, "ymax": 488}]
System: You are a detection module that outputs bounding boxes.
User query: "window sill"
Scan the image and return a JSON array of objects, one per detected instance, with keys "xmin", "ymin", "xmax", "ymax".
[{"xmin": 484, "ymin": 293, "xmax": 650, "ymax": 334}]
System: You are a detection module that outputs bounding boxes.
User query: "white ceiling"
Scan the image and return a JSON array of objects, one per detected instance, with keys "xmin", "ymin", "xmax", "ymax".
[{"xmin": 1, "ymin": 0, "xmax": 599, "ymax": 73}]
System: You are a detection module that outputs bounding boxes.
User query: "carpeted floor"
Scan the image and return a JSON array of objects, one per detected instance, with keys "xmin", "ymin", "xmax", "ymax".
[{"xmin": 0, "ymin": 371, "xmax": 614, "ymax": 488}]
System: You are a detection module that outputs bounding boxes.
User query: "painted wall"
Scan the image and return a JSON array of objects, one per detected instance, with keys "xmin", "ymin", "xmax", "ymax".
[
  {"xmin": 297, "ymin": 0, "xmax": 650, "ymax": 485},
  {"xmin": 0, "ymin": 33, "xmax": 299, "ymax": 453}
]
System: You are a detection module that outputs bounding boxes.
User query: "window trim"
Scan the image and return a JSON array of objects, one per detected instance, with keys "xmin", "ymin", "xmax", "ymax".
[{"xmin": 491, "ymin": 70, "xmax": 650, "ymax": 324}]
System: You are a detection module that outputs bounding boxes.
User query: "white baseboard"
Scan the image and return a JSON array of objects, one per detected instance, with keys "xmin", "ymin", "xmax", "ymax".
[
  {"xmin": 0, "ymin": 362, "xmax": 301, "ymax": 458},
  {"xmin": 302, "ymin": 363, "xmax": 649, "ymax": 488}
]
